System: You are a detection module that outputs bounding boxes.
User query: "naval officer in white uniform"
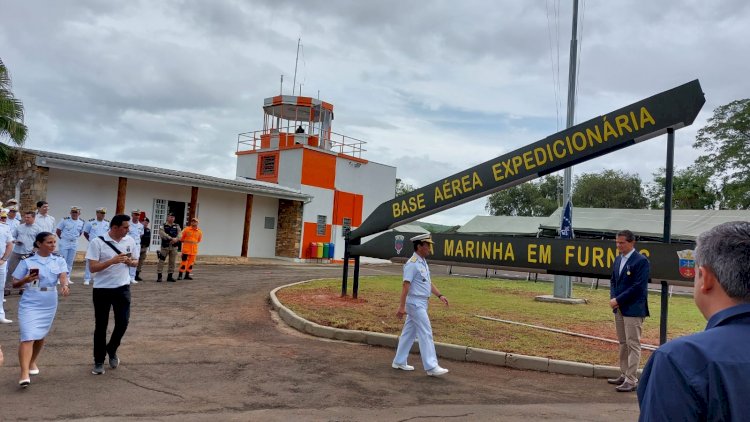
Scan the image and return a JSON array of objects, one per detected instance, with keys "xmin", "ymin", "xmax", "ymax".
[{"xmin": 392, "ymin": 233, "xmax": 450, "ymax": 376}]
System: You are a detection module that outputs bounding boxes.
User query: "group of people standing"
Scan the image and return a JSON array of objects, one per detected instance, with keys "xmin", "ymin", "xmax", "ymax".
[{"xmin": 0, "ymin": 199, "xmax": 203, "ymax": 387}]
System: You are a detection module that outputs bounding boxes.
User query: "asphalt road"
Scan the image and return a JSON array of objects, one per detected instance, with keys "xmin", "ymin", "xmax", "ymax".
[{"xmin": 0, "ymin": 263, "xmax": 639, "ymax": 421}]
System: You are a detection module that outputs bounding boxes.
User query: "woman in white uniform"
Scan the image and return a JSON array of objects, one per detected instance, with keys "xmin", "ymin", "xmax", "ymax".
[{"xmin": 12, "ymin": 231, "xmax": 70, "ymax": 387}]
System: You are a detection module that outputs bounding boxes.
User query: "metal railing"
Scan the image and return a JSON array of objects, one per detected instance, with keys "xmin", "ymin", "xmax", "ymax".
[{"xmin": 237, "ymin": 126, "xmax": 367, "ymax": 158}]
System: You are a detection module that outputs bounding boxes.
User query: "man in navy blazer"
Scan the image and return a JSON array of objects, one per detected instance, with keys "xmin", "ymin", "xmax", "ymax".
[{"xmin": 607, "ymin": 229, "xmax": 650, "ymax": 392}]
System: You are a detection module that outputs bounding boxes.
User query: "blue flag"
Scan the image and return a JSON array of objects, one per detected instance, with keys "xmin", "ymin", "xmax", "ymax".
[{"xmin": 560, "ymin": 200, "xmax": 574, "ymax": 239}]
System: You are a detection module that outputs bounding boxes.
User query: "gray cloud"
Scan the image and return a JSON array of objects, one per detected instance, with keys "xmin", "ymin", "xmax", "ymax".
[{"xmin": 2, "ymin": 0, "xmax": 748, "ymax": 225}]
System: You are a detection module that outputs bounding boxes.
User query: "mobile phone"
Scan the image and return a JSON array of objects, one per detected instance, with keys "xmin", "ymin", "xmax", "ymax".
[
  {"xmin": 125, "ymin": 252, "xmax": 132, "ymax": 258},
  {"xmin": 29, "ymin": 268, "xmax": 39, "ymax": 276}
]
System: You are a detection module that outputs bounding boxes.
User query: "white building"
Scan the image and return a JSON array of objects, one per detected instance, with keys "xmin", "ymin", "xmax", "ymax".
[{"xmin": 1, "ymin": 94, "xmax": 396, "ymax": 259}]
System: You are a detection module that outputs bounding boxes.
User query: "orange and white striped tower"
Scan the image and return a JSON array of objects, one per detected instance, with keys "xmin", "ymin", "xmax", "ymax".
[{"xmin": 235, "ymin": 95, "xmax": 396, "ymax": 261}]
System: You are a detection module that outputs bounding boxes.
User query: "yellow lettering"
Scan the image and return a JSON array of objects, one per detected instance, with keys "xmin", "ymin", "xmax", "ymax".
[
  {"xmin": 528, "ymin": 244, "xmax": 537, "ymax": 263},
  {"xmin": 615, "ymin": 114, "xmax": 632, "ymax": 136},
  {"xmin": 592, "ymin": 247, "xmax": 604, "ymax": 268},
  {"xmin": 444, "ymin": 239, "xmax": 454, "ymax": 256},
  {"xmin": 461, "ymin": 175, "xmax": 471, "ymax": 193},
  {"xmin": 481, "ymin": 241, "xmax": 491, "ymax": 259},
  {"xmin": 553, "ymin": 139, "xmax": 567, "ymax": 158},
  {"xmin": 451, "ymin": 178, "xmax": 462, "ymax": 197},
  {"xmin": 492, "ymin": 163, "xmax": 504, "ymax": 181},
  {"xmin": 607, "ymin": 248, "xmax": 617, "ymax": 267},
  {"xmin": 565, "ymin": 135, "xmax": 574, "ymax": 155},
  {"xmin": 505, "ymin": 243, "xmax": 515, "ymax": 261},
  {"xmin": 577, "ymin": 246, "xmax": 590, "ymax": 266},
  {"xmin": 408, "ymin": 196, "xmax": 418, "ymax": 212},
  {"xmin": 565, "ymin": 245, "xmax": 575, "ymax": 265},
  {"xmin": 571, "ymin": 131, "xmax": 587, "ymax": 151},
  {"xmin": 629, "ymin": 111, "xmax": 640, "ymax": 130},
  {"xmin": 603, "ymin": 118, "xmax": 617, "ymax": 141},
  {"xmin": 434, "ymin": 186, "xmax": 444, "ymax": 203},
  {"xmin": 466, "ymin": 241, "xmax": 475, "ymax": 258},
  {"xmin": 586, "ymin": 126, "xmax": 602, "ymax": 146},
  {"xmin": 511, "ymin": 155, "xmax": 523, "ymax": 175},
  {"xmin": 472, "ymin": 171, "xmax": 483, "ymax": 189},
  {"xmin": 546, "ymin": 143, "xmax": 555, "ymax": 162},
  {"xmin": 539, "ymin": 245, "xmax": 551, "ymax": 264},
  {"xmin": 640, "ymin": 107, "xmax": 656, "ymax": 127},
  {"xmin": 455, "ymin": 241, "xmax": 463, "ymax": 257},
  {"xmin": 442, "ymin": 180, "xmax": 453, "ymax": 200},
  {"xmin": 523, "ymin": 150, "xmax": 535, "ymax": 170},
  {"xmin": 534, "ymin": 147, "xmax": 548, "ymax": 166},
  {"xmin": 416, "ymin": 193, "xmax": 425, "ymax": 209},
  {"xmin": 392, "ymin": 203, "xmax": 400, "ymax": 218},
  {"xmin": 639, "ymin": 248, "xmax": 650, "ymax": 258},
  {"xmin": 502, "ymin": 160, "xmax": 514, "ymax": 177},
  {"xmin": 493, "ymin": 242, "xmax": 503, "ymax": 260}
]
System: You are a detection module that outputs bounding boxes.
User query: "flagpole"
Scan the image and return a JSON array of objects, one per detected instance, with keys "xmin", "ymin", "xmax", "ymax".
[{"xmin": 553, "ymin": 0, "xmax": 579, "ymax": 299}]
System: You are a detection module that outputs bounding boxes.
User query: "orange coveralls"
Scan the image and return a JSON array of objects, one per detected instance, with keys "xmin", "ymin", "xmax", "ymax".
[{"xmin": 179, "ymin": 227, "xmax": 203, "ymax": 274}]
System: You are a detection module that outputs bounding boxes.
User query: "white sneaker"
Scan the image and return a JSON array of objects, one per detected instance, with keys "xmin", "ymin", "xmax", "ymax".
[
  {"xmin": 0, "ymin": 318, "xmax": 13, "ymax": 324},
  {"xmin": 392, "ymin": 363, "xmax": 415, "ymax": 371},
  {"xmin": 426, "ymin": 366, "xmax": 449, "ymax": 376},
  {"xmin": 68, "ymin": 280, "xmax": 74, "ymax": 284},
  {"xmin": 84, "ymin": 280, "xmax": 90, "ymax": 286},
  {"xmin": 130, "ymin": 280, "xmax": 138, "ymax": 284}
]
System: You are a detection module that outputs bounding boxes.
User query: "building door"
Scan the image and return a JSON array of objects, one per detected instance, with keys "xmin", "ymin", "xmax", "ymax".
[{"xmin": 151, "ymin": 199, "xmax": 188, "ymax": 250}]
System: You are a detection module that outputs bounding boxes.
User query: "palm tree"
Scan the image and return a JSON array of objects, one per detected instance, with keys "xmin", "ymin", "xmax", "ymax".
[{"xmin": 0, "ymin": 57, "xmax": 28, "ymax": 163}]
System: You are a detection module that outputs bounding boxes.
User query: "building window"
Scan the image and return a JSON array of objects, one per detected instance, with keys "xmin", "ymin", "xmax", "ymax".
[
  {"xmin": 264, "ymin": 217, "xmax": 275, "ymax": 229},
  {"xmin": 316, "ymin": 215, "xmax": 327, "ymax": 236},
  {"xmin": 261, "ymin": 155, "xmax": 276, "ymax": 176}
]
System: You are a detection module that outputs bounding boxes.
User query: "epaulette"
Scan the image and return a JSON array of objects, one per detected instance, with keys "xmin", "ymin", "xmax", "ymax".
[
  {"xmin": 64, "ymin": 216, "xmax": 71, "ymax": 220},
  {"xmin": 408, "ymin": 256, "xmax": 418, "ymax": 263},
  {"xmin": 52, "ymin": 251, "xmax": 62, "ymax": 257},
  {"xmin": 89, "ymin": 218, "xmax": 95, "ymax": 221},
  {"xmin": 21, "ymin": 252, "xmax": 35, "ymax": 260},
  {"xmin": 105, "ymin": 219, "xmax": 110, "ymax": 222}
]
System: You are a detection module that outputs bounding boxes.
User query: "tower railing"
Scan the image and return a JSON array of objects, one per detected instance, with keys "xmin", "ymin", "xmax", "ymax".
[{"xmin": 237, "ymin": 127, "xmax": 367, "ymax": 158}]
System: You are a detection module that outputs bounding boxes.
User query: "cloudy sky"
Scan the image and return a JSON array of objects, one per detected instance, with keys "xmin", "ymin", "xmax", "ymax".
[{"xmin": 2, "ymin": 1, "xmax": 748, "ymax": 225}]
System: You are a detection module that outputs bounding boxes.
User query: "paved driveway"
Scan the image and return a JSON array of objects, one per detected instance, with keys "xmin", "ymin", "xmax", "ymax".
[{"xmin": 0, "ymin": 263, "xmax": 639, "ymax": 421}]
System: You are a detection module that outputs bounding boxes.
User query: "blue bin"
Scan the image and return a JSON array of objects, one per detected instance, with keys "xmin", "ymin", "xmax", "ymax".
[{"xmin": 327, "ymin": 242, "xmax": 335, "ymax": 259}]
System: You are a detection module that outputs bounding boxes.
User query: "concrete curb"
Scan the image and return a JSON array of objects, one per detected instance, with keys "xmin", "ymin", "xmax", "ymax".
[{"xmin": 269, "ymin": 280, "xmax": 625, "ymax": 379}]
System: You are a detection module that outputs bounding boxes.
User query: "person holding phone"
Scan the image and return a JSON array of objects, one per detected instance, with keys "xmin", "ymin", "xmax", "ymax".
[
  {"xmin": 11, "ymin": 232, "xmax": 70, "ymax": 388},
  {"xmin": 86, "ymin": 214, "xmax": 138, "ymax": 375}
]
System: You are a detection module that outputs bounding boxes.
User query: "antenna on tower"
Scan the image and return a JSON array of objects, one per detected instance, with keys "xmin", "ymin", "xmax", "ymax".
[
  {"xmin": 280, "ymin": 74, "xmax": 284, "ymax": 95},
  {"xmin": 292, "ymin": 37, "xmax": 301, "ymax": 95}
]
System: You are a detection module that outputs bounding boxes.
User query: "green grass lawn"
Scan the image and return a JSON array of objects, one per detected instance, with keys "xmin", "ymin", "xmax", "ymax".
[{"xmin": 276, "ymin": 275, "xmax": 706, "ymax": 366}]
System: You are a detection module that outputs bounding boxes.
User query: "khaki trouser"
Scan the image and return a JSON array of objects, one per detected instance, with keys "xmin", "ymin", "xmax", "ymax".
[
  {"xmin": 614, "ymin": 310, "xmax": 644, "ymax": 383},
  {"xmin": 157, "ymin": 246, "xmax": 178, "ymax": 273},
  {"xmin": 136, "ymin": 246, "xmax": 148, "ymax": 272}
]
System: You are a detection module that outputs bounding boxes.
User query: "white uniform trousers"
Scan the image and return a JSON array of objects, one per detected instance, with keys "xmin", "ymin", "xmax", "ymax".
[
  {"xmin": 0, "ymin": 261, "xmax": 7, "ymax": 319},
  {"xmin": 59, "ymin": 247, "xmax": 77, "ymax": 276},
  {"xmin": 393, "ymin": 299, "xmax": 439, "ymax": 371},
  {"xmin": 128, "ymin": 243, "xmax": 140, "ymax": 280},
  {"xmin": 84, "ymin": 260, "xmax": 92, "ymax": 282}
]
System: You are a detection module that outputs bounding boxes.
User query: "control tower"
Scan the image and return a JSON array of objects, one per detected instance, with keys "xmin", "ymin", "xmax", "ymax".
[{"xmin": 236, "ymin": 95, "xmax": 396, "ymax": 261}]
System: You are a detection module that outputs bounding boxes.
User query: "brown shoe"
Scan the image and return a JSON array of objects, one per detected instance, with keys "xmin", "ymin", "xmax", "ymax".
[
  {"xmin": 607, "ymin": 375, "xmax": 626, "ymax": 385},
  {"xmin": 615, "ymin": 381, "xmax": 637, "ymax": 392}
]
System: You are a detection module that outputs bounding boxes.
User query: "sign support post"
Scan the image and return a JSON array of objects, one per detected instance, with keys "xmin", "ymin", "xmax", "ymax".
[{"xmin": 660, "ymin": 128, "xmax": 675, "ymax": 344}]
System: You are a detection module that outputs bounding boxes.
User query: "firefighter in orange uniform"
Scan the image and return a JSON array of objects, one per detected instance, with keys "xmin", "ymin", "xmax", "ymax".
[{"xmin": 178, "ymin": 218, "xmax": 202, "ymax": 280}]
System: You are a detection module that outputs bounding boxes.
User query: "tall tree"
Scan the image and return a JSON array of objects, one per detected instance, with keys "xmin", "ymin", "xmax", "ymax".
[
  {"xmin": 646, "ymin": 165, "xmax": 719, "ymax": 209},
  {"xmin": 693, "ymin": 99, "xmax": 750, "ymax": 208},
  {"xmin": 395, "ymin": 178, "xmax": 415, "ymax": 197},
  {"xmin": 485, "ymin": 175, "xmax": 561, "ymax": 216},
  {"xmin": 572, "ymin": 170, "xmax": 648, "ymax": 209},
  {"xmin": 0, "ymin": 57, "xmax": 28, "ymax": 163}
]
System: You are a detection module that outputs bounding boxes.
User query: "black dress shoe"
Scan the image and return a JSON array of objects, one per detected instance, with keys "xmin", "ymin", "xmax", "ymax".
[
  {"xmin": 615, "ymin": 381, "xmax": 637, "ymax": 392},
  {"xmin": 607, "ymin": 375, "xmax": 626, "ymax": 385}
]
